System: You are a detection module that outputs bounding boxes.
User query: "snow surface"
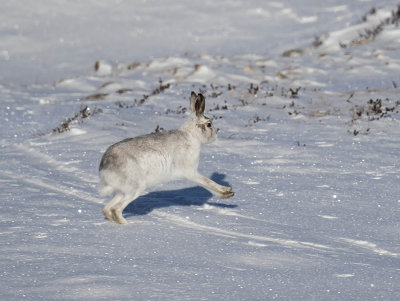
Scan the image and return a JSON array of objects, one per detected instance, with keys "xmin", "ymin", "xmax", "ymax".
[{"xmin": 1, "ymin": 1, "xmax": 400, "ymax": 300}]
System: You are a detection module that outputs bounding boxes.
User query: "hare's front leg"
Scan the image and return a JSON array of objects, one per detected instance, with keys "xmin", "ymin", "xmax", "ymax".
[{"xmin": 187, "ymin": 173, "xmax": 234, "ymax": 199}]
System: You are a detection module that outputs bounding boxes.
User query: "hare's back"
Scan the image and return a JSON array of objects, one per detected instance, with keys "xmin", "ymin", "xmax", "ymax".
[{"xmin": 99, "ymin": 130, "xmax": 187, "ymax": 172}]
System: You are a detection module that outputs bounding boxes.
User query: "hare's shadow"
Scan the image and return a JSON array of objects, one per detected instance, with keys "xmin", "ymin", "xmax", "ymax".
[{"xmin": 124, "ymin": 172, "xmax": 237, "ymax": 217}]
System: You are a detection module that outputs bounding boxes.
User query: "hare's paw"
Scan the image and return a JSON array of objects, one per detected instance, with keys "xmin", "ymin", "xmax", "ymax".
[
  {"xmin": 111, "ymin": 208, "xmax": 128, "ymax": 224},
  {"xmin": 220, "ymin": 190, "xmax": 235, "ymax": 199},
  {"xmin": 218, "ymin": 186, "xmax": 234, "ymax": 198},
  {"xmin": 116, "ymin": 217, "xmax": 128, "ymax": 225},
  {"xmin": 103, "ymin": 208, "xmax": 113, "ymax": 222},
  {"xmin": 221, "ymin": 186, "xmax": 232, "ymax": 193}
]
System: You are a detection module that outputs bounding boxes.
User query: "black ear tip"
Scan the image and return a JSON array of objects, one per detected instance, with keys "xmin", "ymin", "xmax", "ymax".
[
  {"xmin": 191, "ymin": 91, "xmax": 197, "ymax": 97},
  {"xmin": 198, "ymin": 93, "xmax": 205, "ymax": 100}
]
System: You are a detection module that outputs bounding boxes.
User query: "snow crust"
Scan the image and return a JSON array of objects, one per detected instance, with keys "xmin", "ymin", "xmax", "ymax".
[{"xmin": 1, "ymin": 1, "xmax": 399, "ymax": 300}]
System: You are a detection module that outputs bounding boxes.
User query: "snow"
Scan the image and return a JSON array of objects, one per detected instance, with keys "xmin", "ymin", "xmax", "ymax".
[{"xmin": 1, "ymin": 0, "xmax": 400, "ymax": 300}]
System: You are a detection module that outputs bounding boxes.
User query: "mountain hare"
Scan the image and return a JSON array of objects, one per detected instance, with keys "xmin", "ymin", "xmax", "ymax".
[{"xmin": 99, "ymin": 91, "xmax": 234, "ymax": 224}]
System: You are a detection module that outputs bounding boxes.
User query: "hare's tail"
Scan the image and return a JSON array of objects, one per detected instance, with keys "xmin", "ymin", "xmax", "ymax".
[
  {"xmin": 99, "ymin": 185, "xmax": 114, "ymax": 196},
  {"xmin": 99, "ymin": 177, "xmax": 114, "ymax": 196}
]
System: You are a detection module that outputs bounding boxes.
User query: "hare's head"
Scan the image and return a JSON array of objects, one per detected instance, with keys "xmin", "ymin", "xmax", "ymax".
[{"xmin": 182, "ymin": 92, "xmax": 217, "ymax": 144}]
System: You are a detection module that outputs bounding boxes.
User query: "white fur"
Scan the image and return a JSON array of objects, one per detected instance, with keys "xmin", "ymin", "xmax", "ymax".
[{"xmin": 99, "ymin": 92, "xmax": 234, "ymax": 224}]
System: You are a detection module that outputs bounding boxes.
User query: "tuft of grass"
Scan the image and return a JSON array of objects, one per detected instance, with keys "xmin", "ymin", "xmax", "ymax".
[{"xmin": 52, "ymin": 106, "xmax": 102, "ymax": 134}]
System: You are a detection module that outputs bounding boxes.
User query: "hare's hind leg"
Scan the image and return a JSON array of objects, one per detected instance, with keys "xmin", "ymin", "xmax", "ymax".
[
  {"xmin": 111, "ymin": 189, "xmax": 144, "ymax": 224},
  {"xmin": 103, "ymin": 193, "xmax": 123, "ymax": 221}
]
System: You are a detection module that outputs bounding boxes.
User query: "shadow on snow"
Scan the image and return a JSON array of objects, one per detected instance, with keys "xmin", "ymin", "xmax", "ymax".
[{"xmin": 123, "ymin": 172, "xmax": 237, "ymax": 217}]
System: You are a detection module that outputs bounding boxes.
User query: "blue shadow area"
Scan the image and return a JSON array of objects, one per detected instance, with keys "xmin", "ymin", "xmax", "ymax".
[{"xmin": 124, "ymin": 172, "xmax": 237, "ymax": 217}]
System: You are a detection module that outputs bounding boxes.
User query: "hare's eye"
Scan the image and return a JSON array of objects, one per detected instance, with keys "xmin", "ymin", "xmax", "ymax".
[{"xmin": 206, "ymin": 122, "xmax": 212, "ymax": 128}]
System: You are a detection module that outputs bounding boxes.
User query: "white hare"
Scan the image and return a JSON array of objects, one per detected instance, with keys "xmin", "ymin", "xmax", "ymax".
[{"xmin": 99, "ymin": 91, "xmax": 234, "ymax": 224}]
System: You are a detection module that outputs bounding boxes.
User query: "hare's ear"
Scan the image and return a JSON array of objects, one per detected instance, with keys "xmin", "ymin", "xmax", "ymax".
[
  {"xmin": 195, "ymin": 93, "xmax": 205, "ymax": 117},
  {"xmin": 190, "ymin": 91, "xmax": 197, "ymax": 113}
]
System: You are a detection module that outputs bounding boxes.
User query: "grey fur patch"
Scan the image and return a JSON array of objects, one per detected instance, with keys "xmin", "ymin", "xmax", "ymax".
[
  {"xmin": 99, "ymin": 130, "xmax": 190, "ymax": 173},
  {"xmin": 197, "ymin": 123, "xmax": 206, "ymax": 133}
]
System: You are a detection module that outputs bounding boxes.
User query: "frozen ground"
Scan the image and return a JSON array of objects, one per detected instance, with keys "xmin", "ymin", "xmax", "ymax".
[{"xmin": 1, "ymin": 1, "xmax": 399, "ymax": 300}]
